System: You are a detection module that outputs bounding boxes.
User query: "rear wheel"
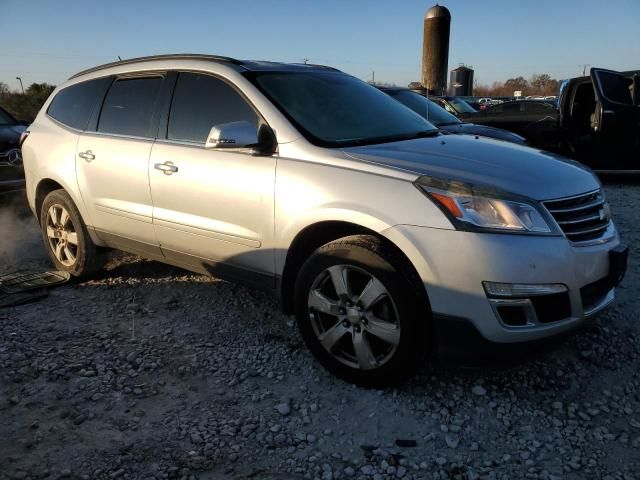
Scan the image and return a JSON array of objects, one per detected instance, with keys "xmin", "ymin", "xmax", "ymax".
[
  {"xmin": 294, "ymin": 235, "xmax": 429, "ymax": 387},
  {"xmin": 39, "ymin": 190, "xmax": 105, "ymax": 277}
]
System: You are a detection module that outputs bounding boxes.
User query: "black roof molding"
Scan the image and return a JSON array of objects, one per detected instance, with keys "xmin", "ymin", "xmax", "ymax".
[{"xmin": 69, "ymin": 54, "xmax": 244, "ymax": 80}]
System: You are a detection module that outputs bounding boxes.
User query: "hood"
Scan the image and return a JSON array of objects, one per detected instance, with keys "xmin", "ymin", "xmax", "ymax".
[
  {"xmin": 440, "ymin": 123, "xmax": 527, "ymax": 145},
  {"xmin": 342, "ymin": 135, "xmax": 599, "ymax": 201},
  {"xmin": 0, "ymin": 124, "xmax": 26, "ymax": 151}
]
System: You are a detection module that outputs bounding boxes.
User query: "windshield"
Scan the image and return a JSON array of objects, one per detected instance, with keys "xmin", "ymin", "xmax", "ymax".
[
  {"xmin": 448, "ymin": 98, "xmax": 477, "ymax": 114},
  {"xmin": 249, "ymin": 71, "xmax": 437, "ymax": 147},
  {"xmin": 388, "ymin": 90, "xmax": 461, "ymax": 127},
  {"xmin": 0, "ymin": 107, "xmax": 17, "ymax": 126}
]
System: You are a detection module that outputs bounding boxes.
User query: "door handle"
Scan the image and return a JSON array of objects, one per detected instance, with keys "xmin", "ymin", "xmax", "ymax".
[
  {"xmin": 78, "ymin": 150, "xmax": 95, "ymax": 162},
  {"xmin": 154, "ymin": 161, "xmax": 178, "ymax": 175}
]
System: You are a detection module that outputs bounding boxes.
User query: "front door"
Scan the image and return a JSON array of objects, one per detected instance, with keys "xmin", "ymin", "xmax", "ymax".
[
  {"xmin": 76, "ymin": 75, "xmax": 165, "ymax": 248},
  {"xmin": 590, "ymin": 68, "xmax": 639, "ymax": 168},
  {"xmin": 149, "ymin": 72, "xmax": 276, "ymax": 286}
]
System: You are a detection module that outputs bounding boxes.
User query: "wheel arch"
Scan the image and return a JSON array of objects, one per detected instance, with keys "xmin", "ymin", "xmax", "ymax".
[
  {"xmin": 34, "ymin": 176, "xmax": 92, "ymax": 230},
  {"xmin": 35, "ymin": 178, "xmax": 66, "ymax": 224},
  {"xmin": 279, "ymin": 220, "xmax": 430, "ymax": 316}
]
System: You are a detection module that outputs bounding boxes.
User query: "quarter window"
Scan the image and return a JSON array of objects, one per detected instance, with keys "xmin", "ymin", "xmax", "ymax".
[
  {"xmin": 97, "ymin": 77, "xmax": 163, "ymax": 137},
  {"xmin": 47, "ymin": 77, "xmax": 111, "ymax": 130},
  {"xmin": 168, "ymin": 73, "xmax": 259, "ymax": 143}
]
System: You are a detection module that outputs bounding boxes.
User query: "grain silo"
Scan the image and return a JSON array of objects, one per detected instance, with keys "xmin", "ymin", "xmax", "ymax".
[
  {"xmin": 421, "ymin": 4, "xmax": 451, "ymax": 96},
  {"xmin": 449, "ymin": 65, "xmax": 474, "ymax": 96}
]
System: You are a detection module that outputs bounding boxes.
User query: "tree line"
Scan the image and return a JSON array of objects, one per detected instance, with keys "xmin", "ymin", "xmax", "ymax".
[
  {"xmin": 0, "ymin": 82, "xmax": 56, "ymax": 122},
  {"xmin": 407, "ymin": 73, "xmax": 561, "ymax": 97},
  {"xmin": 473, "ymin": 74, "xmax": 561, "ymax": 97}
]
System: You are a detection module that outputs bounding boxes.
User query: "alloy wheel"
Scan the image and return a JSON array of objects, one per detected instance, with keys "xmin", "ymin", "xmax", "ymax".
[
  {"xmin": 307, "ymin": 264, "xmax": 401, "ymax": 370},
  {"xmin": 46, "ymin": 204, "xmax": 78, "ymax": 267}
]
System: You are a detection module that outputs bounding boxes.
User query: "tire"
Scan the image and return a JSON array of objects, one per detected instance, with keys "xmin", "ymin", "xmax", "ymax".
[
  {"xmin": 39, "ymin": 189, "xmax": 105, "ymax": 277},
  {"xmin": 294, "ymin": 234, "xmax": 429, "ymax": 388}
]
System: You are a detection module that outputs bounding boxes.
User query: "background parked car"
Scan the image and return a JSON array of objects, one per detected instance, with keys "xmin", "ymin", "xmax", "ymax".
[
  {"xmin": 0, "ymin": 105, "xmax": 27, "ymax": 195},
  {"xmin": 429, "ymin": 96, "xmax": 479, "ymax": 119},
  {"xmin": 381, "ymin": 87, "xmax": 526, "ymax": 145},
  {"xmin": 469, "ymin": 100, "xmax": 560, "ymax": 149},
  {"xmin": 476, "ymin": 97, "xmax": 503, "ymax": 110}
]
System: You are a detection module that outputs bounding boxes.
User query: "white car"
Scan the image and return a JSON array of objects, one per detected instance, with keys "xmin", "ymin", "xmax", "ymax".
[{"xmin": 21, "ymin": 55, "xmax": 627, "ymax": 386}]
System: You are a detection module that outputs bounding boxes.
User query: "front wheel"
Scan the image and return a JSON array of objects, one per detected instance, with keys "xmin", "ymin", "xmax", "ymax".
[
  {"xmin": 294, "ymin": 235, "xmax": 429, "ymax": 387},
  {"xmin": 39, "ymin": 189, "xmax": 105, "ymax": 277}
]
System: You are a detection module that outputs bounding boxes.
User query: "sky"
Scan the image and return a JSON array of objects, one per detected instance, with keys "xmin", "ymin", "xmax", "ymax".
[{"xmin": 1, "ymin": 0, "xmax": 639, "ymax": 90}]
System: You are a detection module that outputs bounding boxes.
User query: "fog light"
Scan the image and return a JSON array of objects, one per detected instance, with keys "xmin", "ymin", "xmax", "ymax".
[{"xmin": 483, "ymin": 282, "xmax": 567, "ymax": 298}]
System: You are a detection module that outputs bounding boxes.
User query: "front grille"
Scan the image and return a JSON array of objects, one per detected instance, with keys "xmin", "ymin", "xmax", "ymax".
[
  {"xmin": 0, "ymin": 148, "xmax": 22, "ymax": 167},
  {"xmin": 543, "ymin": 189, "xmax": 610, "ymax": 243}
]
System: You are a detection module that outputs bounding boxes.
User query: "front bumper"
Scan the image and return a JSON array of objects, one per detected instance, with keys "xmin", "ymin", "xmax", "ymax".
[{"xmin": 383, "ymin": 223, "xmax": 623, "ymax": 345}]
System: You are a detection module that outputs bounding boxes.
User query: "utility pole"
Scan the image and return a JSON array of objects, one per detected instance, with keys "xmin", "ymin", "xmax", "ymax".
[
  {"xmin": 16, "ymin": 77, "xmax": 24, "ymax": 94},
  {"xmin": 372, "ymin": 71, "xmax": 375, "ymax": 84},
  {"xmin": 302, "ymin": 58, "xmax": 309, "ymax": 64},
  {"xmin": 580, "ymin": 64, "xmax": 590, "ymax": 76}
]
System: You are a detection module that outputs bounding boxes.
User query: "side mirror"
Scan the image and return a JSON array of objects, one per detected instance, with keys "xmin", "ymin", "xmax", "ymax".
[{"xmin": 205, "ymin": 121, "xmax": 259, "ymax": 149}]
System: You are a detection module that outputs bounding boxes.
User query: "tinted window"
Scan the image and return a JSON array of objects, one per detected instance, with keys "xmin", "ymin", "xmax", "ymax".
[
  {"xmin": 98, "ymin": 77, "xmax": 163, "ymax": 137},
  {"xmin": 252, "ymin": 71, "xmax": 435, "ymax": 147},
  {"xmin": 168, "ymin": 73, "xmax": 259, "ymax": 143},
  {"xmin": 389, "ymin": 90, "xmax": 460, "ymax": 126},
  {"xmin": 502, "ymin": 103, "xmax": 521, "ymax": 113},
  {"xmin": 448, "ymin": 98, "xmax": 477, "ymax": 114},
  {"xmin": 47, "ymin": 77, "xmax": 110, "ymax": 130}
]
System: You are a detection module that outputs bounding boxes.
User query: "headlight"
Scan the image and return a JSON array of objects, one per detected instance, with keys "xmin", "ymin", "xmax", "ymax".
[{"xmin": 415, "ymin": 176, "xmax": 556, "ymax": 234}]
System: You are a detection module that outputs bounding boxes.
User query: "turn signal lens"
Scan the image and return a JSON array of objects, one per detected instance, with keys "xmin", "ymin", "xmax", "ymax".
[{"xmin": 430, "ymin": 192, "xmax": 463, "ymax": 218}]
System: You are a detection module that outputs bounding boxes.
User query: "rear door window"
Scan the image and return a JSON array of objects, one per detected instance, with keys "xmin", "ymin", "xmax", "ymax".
[
  {"xmin": 47, "ymin": 77, "xmax": 111, "ymax": 130},
  {"xmin": 97, "ymin": 76, "xmax": 163, "ymax": 138},
  {"xmin": 167, "ymin": 72, "xmax": 259, "ymax": 143}
]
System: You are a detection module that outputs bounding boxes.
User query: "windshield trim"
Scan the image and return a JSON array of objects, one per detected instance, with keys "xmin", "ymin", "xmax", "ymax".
[{"xmin": 244, "ymin": 71, "xmax": 438, "ymax": 148}]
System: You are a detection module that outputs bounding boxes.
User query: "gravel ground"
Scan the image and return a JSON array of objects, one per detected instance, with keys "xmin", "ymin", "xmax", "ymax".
[{"xmin": 1, "ymin": 182, "xmax": 639, "ymax": 480}]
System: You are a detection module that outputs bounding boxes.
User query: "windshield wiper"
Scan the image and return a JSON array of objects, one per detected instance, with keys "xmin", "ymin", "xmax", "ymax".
[
  {"xmin": 410, "ymin": 130, "xmax": 440, "ymax": 138},
  {"xmin": 339, "ymin": 130, "xmax": 439, "ymax": 147}
]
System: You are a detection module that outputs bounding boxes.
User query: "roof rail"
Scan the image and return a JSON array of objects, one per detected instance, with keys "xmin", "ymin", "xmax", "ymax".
[{"xmin": 69, "ymin": 54, "xmax": 243, "ymax": 80}]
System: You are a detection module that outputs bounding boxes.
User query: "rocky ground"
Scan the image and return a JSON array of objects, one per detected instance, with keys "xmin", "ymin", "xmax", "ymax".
[{"xmin": 0, "ymin": 181, "xmax": 639, "ymax": 480}]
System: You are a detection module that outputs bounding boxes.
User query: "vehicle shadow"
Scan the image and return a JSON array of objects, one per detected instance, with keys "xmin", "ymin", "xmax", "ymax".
[{"xmin": 78, "ymin": 248, "xmax": 601, "ymax": 382}]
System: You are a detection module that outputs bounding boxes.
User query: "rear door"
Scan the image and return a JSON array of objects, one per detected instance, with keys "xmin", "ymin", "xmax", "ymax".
[
  {"xmin": 76, "ymin": 74, "xmax": 165, "ymax": 250},
  {"xmin": 149, "ymin": 72, "xmax": 276, "ymax": 286},
  {"xmin": 590, "ymin": 68, "xmax": 638, "ymax": 163}
]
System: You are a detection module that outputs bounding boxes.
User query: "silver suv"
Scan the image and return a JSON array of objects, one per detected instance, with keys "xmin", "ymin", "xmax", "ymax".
[{"xmin": 22, "ymin": 55, "xmax": 627, "ymax": 387}]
